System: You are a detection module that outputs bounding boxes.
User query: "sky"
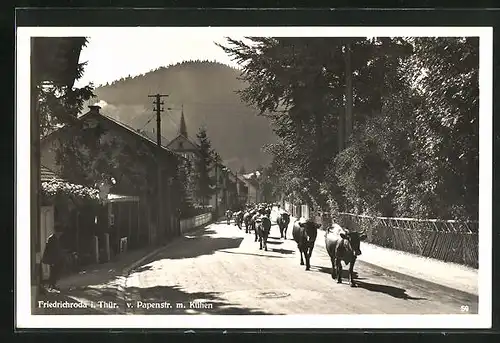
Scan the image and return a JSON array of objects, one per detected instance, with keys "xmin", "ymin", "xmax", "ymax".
[
  {"xmin": 75, "ymin": 30, "xmax": 245, "ymax": 88},
  {"xmin": 64, "ymin": 26, "xmax": 481, "ymax": 89}
]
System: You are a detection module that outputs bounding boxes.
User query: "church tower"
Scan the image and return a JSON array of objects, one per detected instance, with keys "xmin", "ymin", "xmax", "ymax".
[{"xmin": 179, "ymin": 104, "xmax": 188, "ymax": 138}]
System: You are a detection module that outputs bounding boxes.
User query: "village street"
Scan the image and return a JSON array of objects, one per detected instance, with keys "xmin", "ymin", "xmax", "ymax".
[
  {"xmin": 37, "ymin": 207, "xmax": 478, "ymax": 316},
  {"xmin": 115, "ymin": 208, "xmax": 478, "ymax": 315}
]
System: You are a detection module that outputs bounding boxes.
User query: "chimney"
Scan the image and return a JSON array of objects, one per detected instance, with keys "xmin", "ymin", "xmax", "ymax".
[{"xmin": 88, "ymin": 105, "xmax": 101, "ymax": 114}]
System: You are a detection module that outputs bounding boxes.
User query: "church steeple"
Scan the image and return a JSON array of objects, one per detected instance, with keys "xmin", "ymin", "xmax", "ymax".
[{"xmin": 179, "ymin": 104, "xmax": 188, "ymax": 137}]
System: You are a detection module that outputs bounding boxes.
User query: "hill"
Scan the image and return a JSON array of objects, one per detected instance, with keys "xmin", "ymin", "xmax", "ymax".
[{"xmin": 89, "ymin": 60, "xmax": 277, "ymax": 172}]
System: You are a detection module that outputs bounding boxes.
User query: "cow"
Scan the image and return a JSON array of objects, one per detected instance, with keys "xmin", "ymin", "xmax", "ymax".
[
  {"xmin": 292, "ymin": 218, "xmax": 321, "ymax": 271},
  {"xmin": 251, "ymin": 212, "xmax": 261, "ymax": 242},
  {"xmin": 234, "ymin": 211, "xmax": 244, "ymax": 230},
  {"xmin": 264, "ymin": 207, "xmax": 271, "ymax": 217},
  {"xmin": 243, "ymin": 211, "xmax": 253, "ymax": 234},
  {"xmin": 255, "ymin": 215, "xmax": 271, "ymax": 251},
  {"xmin": 225, "ymin": 209, "xmax": 233, "ymax": 225},
  {"xmin": 276, "ymin": 212, "xmax": 291, "ymax": 239},
  {"xmin": 324, "ymin": 223, "xmax": 367, "ymax": 287}
]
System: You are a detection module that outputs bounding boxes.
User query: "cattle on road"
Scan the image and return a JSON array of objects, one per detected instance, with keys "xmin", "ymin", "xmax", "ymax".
[
  {"xmin": 243, "ymin": 211, "xmax": 253, "ymax": 234},
  {"xmin": 251, "ymin": 212, "xmax": 260, "ymax": 242},
  {"xmin": 292, "ymin": 218, "xmax": 321, "ymax": 271},
  {"xmin": 256, "ymin": 215, "xmax": 272, "ymax": 251},
  {"xmin": 225, "ymin": 210, "xmax": 233, "ymax": 225},
  {"xmin": 324, "ymin": 223, "xmax": 367, "ymax": 287},
  {"xmin": 233, "ymin": 211, "xmax": 244, "ymax": 230},
  {"xmin": 276, "ymin": 212, "xmax": 291, "ymax": 239}
]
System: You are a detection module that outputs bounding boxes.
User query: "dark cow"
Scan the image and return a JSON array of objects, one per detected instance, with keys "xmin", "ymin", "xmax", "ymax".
[
  {"xmin": 225, "ymin": 210, "xmax": 233, "ymax": 225},
  {"xmin": 276, "ymin": 212, "xmax": 291, "ymax": 239},
  {"xmin": 233, "ymin": 211, "xmax": 244, "ymax": 230},
  {"xmin": 243, "ymin": 211, "xmax": 253, "ymax": 233},
  {"xmin": 292, "ymin": 218, "xmax": 321, "ymax": 271},
  {"xmin": 324, "ymin": 223, "xmax": 367, "ymax": 287},
  {"xmin": 255, "ymin": 215, "xmax": 272, "ymax": 251},
  {"xmin": 251, "ymin": 212, "xmax": 260, "ymax": 242},
  {"xmin": 264, "ymin": 207, "xmax": 271, "ymax": 217}
]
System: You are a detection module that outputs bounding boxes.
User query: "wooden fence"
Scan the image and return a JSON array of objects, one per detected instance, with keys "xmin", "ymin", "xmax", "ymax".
[
  {"xmin": 283, "ymin": 201, "xmax": 479, "ymax": 268},
  {"xmin": 180, "ymin": 212, "xmax": 213, "ymax": 234}
]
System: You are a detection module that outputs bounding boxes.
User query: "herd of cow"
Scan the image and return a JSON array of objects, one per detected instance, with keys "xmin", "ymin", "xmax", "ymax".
[{"xmin": 225, "ymin": 203, "xmax": 368, "ymax": 287}]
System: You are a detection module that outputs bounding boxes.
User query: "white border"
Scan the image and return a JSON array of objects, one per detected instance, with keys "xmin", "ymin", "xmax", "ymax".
[{"xmin": 16, "ymin": 26, "xmax": 493, "ymax": 329}]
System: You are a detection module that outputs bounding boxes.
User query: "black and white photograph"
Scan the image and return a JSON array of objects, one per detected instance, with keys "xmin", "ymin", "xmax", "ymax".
[{"xmin": 16, "ymin": 26, "xmax": 492, "ymax": 329}]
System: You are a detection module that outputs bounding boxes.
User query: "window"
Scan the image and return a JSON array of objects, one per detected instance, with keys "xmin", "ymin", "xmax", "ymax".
[{"xmin": 179, "ymin": 142, "xmax": 184, "ymax": 149}]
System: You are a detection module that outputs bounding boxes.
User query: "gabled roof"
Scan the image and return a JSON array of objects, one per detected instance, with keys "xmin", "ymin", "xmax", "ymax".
[
  {"xmin": 166, "ymin": 134, "xmax": 201, "ymax": 155},
  {"xmin": 86, "ymin": 107, "xmax": 179, "ymax": 158},
  {"xmin": 238, "ymin": 174, "xmax": 259, "ymax": 189},
  {"xmin": 41, "ymin": 106, "xmax": 185, "ymax": 161},
  {"xmin": 243, "ymin": 171, "xmax": 262, "ymax": 180}
]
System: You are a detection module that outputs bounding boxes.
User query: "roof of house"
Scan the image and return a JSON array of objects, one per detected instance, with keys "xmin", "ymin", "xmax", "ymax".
[
  {"xmin": 243, "ymin": 171, "xmax": 261, "ymax": 180},
  {"xmin": 41, "ymin": 165, "xmax": 64, "ymax": 182},
  {"xmin": 167, "ymin": 133, "xmax": 201, "ymax": 151},
  {"xmin": 41, "ymin": 105, "xmax": 184, "ymax": 161},
  {"xmin": 137, "ymin": 129, "xmax": 171, "ymax": 147},
  {"xmin": 85, "ymin": 107, "xmax": 180, "ymax": 158},
  {"xmin": 238, "ymin": 174, "xmax": 259, "ymax": 189}
]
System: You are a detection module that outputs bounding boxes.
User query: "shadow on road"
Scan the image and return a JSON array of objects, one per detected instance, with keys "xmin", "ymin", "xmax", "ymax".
[
  {"xmin": 311, "ymin": 265, "xmax": 364, "ymax": 280},
  {"xmin": 270, "ymin": 248, "xmax": 294, "ymax": 255},
  {"xmin": 265, "ymin": 240, "xmax": 283, "ymax": 245},
  {"xmin": 355, "ymin": 280, "xmax": 426, "ymax": 300},
  {"xmin": 133, "ymin": 265, "xmax": 153, "ymax": 273},
  {"xmin": 126, "ymin": 285, "xmax": 271, "ymax": 315},
  {"xmin": 187, "ymin": 228, "xmax": 218, "ymax": 236},
  {"xmin": 220, "ymin": 250, "xmax": 288, "ymax": 259},
  {"xmin": 149, "ymin": 227, "xmax": 244, "ymax": 261},
  {"xmin": 268, "ymin": 236, "xmax": 284, "ymax": 240}
]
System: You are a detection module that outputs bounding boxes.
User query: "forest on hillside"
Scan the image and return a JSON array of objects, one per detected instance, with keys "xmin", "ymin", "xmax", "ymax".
[{"xmin": 89, "ymin": 60, "xmax": 276, "ymax": 172}]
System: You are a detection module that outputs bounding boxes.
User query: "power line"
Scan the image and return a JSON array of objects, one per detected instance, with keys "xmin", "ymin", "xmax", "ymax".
[
  {"xmin": 165, "ymin": 109, "xmax": 180, "ymax": 132},
  {"xmin": 139, "ymin": 113, "xmax": 156, "ymax": 131},
  {"xmin": 171, "ymin": 101, "xmax": 257, "ymax": 109}
]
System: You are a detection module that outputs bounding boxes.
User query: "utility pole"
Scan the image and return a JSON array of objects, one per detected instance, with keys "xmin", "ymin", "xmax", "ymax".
[{"xmin": 148, "ymin": 93, "xmax": 168, "ymax": 242}]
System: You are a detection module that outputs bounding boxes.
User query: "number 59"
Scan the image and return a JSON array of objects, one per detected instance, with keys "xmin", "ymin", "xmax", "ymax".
[{"xmin": 461, "ymin": 305, "xmax": 469, "ymax": 312}]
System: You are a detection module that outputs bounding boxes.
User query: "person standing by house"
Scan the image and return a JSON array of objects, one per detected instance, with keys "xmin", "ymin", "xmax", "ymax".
[{"xmin": 42, "ymin": 225, "xmax": 64, "ymax": 291}]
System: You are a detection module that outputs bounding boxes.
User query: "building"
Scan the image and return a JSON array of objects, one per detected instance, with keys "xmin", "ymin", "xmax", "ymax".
[
  {"xmin": 166, "ymin": 109, "xmax": 238, "ymax": 214},
  {"xmin": 166, "ymin": 110, "xmax": 201, "ymax": 162},
  {"xmin": 39, "ymin": 165, "xmax": 140, "ymax": 280},
  {"xmin": 239, "ymin": 171, "xmax": 262, "ymax": 204},
  {"xmin": 40, "ymin": 105, "xmax": 184, "ymax": 248}
]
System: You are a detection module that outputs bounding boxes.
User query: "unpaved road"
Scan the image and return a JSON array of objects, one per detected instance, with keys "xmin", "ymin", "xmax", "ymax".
[{"xmin": 123, "ymin": 214, "xmax": 478, "ymax": 315}]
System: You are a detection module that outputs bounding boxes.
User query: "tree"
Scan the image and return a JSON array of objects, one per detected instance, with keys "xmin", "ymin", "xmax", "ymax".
[
  {"xmin": 176, "ymin": 157, "xmax": 195, "ymax": 217},
  {"xmin": 194, "ymin": 127, "xmax": 216, "ymax": 205},
  {"xmin": 55, "ymin": 118, "xmax": 159, "ymax": 195},
  {"xmin": 218, "ymin": 37, "xmax": 349, "ymax": 208},
  {"xmin": 404, "ymin": 37, "xmax": 478, "ymax": 219},
  {"xmin": 34, "ymin": 37, "xmax": 95, "ymax": 138},
  {"xmin": 258, "ymin": 165, "xmax": 277, "ymax": 203},
  {"xmin": 220, "ymin": 36, "xmax": 478, "ymax": 220},
  {"xmin": 32, "ymin": 37, "xmax": 95, "ymax": 298}
]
